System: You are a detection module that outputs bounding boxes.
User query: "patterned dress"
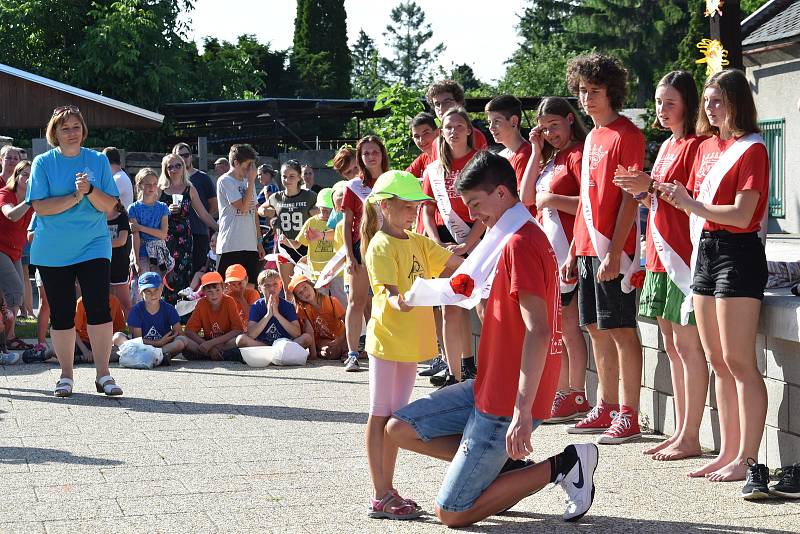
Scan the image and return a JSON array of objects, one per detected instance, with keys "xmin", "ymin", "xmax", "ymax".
[{"xmin": 160, "ymin": 187, "xmax": 193, "ymax": 305}]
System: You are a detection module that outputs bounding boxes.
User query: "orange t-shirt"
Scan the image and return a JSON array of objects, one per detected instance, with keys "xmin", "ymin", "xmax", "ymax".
[
  {"xmin": 687, "ymin": 135, "xmax": 770, "ymax": 234},
  {"xmin": 296, "ymin": 294, "xmax": 345, "ymax": 340},
  {"xmin": 186, "ymin": 295, "xmax": 242, "ymax": 340},
  {"xmin": 572, "ymin": 116, "xmax": 645, "ymax": 257},
  {"xmin": 75, "ymin": 295, "xmax": 126, "ymax": 342},
  {"xmin": 225, "ymin": 288, "xmax": 261, "ymax": 330},
  {"xmin": 474, "ymin": 222, "xmax": 562, "ymax": 419}
]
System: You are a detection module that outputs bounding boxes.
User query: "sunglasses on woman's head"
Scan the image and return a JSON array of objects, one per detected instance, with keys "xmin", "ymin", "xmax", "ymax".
[
  {"xmin": 167, "ymin": 163, "xmax": 183, "ymax": 171},
  {"xmin": 52, "ymin": 105, "xmax": 80, "ymax": 116}
]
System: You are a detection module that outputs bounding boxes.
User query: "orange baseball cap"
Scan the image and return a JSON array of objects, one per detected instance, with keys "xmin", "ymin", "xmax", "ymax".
[
  {"xmin": 200, "ymin": 271, "xmax": 224, "ymax": 288},
  {"xmin": 225, "ymin": 264, "xmax": 248, "ymax": 282},
  {"xmin": 287, "ymin": 273, "xmax": 312, "ymax": 294}
]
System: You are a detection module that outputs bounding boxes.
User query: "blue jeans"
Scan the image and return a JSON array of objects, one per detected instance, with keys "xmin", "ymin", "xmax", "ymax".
[{"xmin": 393, "ymin": 380, "xmax": 542, "ymax": 512}]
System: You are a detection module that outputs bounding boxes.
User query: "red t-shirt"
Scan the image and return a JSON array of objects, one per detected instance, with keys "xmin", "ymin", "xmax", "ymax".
[
  {"xmin": 406, "ymin": 152, "xmax": 433, "ymax": 179},
  {"xmin": 573, "ymin": 116, "xmax": 645, "ymax": 257},
  {"xmin": 537, "ymin": 144, "xmax": 582, "ymax": 245},
  {"xmin": 0, "ymin": 188, "xmax": 33, "ymax": 261},
  {"xmin": 341, "ymin": 175, "xmax": 376, "ymax": 244},
  {"xmin": 421, "ymin": 151, "xmax": 477, "ymax": 227},
  {"xmin": 474, "ymin": 222, "xmax": 562, "ymax": 419},
  {"xmin": 431, "ymin": 128, "xmax": 488, "ymax": 160},
  {"xmin": 687, "ymin": 136, "xmax": 770, "ymax": 234},
  {"xmin": 645, "ymin": 135, "xmax": 705, "ymax": 272},
  {"xmin": 501, "ymin": 141, "xmax": 533, "ymax": 185}
]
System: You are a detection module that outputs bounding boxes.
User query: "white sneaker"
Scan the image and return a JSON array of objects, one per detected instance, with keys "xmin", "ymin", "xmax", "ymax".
[
  {"xmin": 344, "ymin": 353, "xmax": 360, "ymax": 372},
  {"xmin": 0, "ymin": 352, "xmax": 21, "ymax": 365},
  {"xmin": 556, "ymin": 443, "xmax": 598, "ymax": 522}
]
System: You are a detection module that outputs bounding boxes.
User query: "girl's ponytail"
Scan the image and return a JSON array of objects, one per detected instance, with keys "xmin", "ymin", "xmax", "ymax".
[{"xmin": 360, "ymin": 199, "xmax": 382, "ymax": 250}]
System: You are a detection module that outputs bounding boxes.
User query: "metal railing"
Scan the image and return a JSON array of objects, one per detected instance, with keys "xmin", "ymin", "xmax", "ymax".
[{"xmin": 759, "ymin": 118, "xmax": 785, "ymax": 218}]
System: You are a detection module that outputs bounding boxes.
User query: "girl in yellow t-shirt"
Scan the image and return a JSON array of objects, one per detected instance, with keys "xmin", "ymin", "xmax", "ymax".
[{"xmin": 360, "ymin": 170, "xmax": 462, "ymax": 520}]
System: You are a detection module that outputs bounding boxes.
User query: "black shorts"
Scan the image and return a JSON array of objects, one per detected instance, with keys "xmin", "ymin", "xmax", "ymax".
[
  {"xmin": 285, "ymin": 244, "xmax": 307, "ymax": 264},
  {"xmin": 692, "ymin": 231, "xmax": 767, "ymax": 300},
  {"xmin": 192, "ymin": 233, "xmax": 210, "ymax": 274},
  {"xmin": 561, "ymin": 287, "xmax": 577, "ymax": 307},
  {"xmin": 110, "ymin": 243, "xmax": 131, "ymax": 285},
  {"xmin": 39, "ymin": 258, "xmax": 111, "ymax": 330},
  {"xmin": 352, "ymin": 239, "xmax": 363, "ymax": 265},
  {"xmin": 577, "ymin": 255, "xmax": 638, "ymax": 330},
  {"xmin": 217, "ymin": 250, "xmax": 261, "ymax": 286}
]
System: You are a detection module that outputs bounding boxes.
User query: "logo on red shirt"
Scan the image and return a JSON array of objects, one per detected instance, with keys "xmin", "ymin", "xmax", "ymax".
[
  {"xmin": 587, "ymin": 144, "xmax": 608, "ymax": 172},
  {"xmin": 694, "ymin": 151, "xmax": 722, "ymax": 193},
  {"xmin": 651, "ymin": 153, "xmax": 679, "ymax": 182}
]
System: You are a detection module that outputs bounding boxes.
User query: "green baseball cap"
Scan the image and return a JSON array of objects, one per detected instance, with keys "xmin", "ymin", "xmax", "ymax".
[
  {"xmin": 316, "ymin": 187, "xmax": 334, "ymax": 209},
  {"xmin": 369, "ymin": 170, "xmax": 433, "ymax": 203}
]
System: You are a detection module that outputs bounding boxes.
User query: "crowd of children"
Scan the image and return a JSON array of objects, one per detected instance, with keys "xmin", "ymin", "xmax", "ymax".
[{"xmin": 4, "ymin": 50, "xmax": 799, "ymax": 526}]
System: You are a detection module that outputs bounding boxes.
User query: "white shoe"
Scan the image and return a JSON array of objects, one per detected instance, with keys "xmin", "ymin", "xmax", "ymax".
[
  {"xmin": 344, "ymin": 354, "xmax": 360, "ymax": 372},
  {"xmin": 556, "ymin": 443, "xmax": 598, "ymax": 522},
  {"xmin": 0, "ymin": 352, "xmax": 21, "ymax": 365}
]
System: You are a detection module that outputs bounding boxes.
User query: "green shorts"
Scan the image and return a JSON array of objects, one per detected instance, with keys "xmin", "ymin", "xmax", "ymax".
[{"xmin": 638, "ymin": 271, "xmax": 696, "ymax": 326}]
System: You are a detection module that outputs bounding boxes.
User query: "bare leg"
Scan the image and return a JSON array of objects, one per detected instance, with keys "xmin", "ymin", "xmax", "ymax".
[
  {"xmin": 586, "ymin": 324, "xmax": 619, "ymax": 405},
  {"xmin": 36, "ymin": 287, "xmax": 50, "ymax": 346},
  {"xmin": 689, "ymin": 295, "xmax": 738, "ymax": 478},
  {"xmin": 111, "ymin": 283, "xmax": 131, "ymax": 317},
  {"xmin": 443, "ymin": 306, "xmax": 465, "ymax": 381},
  {"xmin": 366, "ymin": 415, "xmax": 399, "ymax": 499},
  {"xmin": 562, "ymin": 298, "xmax": 588, "ymax": 390},
  {"xmin": 609, "ymin": 327, "xmax": 641, "ymax": 410},
  {"xmin": 345, "ymin": 266, "xmax": 369, "ymax": 353},
  {"xmin": 86, "ymin": 322, "xmax": 113, "ymax": 379},
  {"xmin": 645, "ymin": 319, "xmax": 683, "ymax": 455},
  {"xmin": 706, "ymin": 297, "xmax": 766, "ymax": 482},
  {"xmin": 51, "ymin": 328, "xmax": 77, "ymax": 380}
]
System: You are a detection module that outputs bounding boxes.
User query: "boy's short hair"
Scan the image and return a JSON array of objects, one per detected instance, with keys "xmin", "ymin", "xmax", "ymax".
[
  {"xmin": 229, "ymin": 144, "xmax": 258, "ymax": 166},
  {"xmin": 409, "ymin": 112, "xmax": 438, "ymax": 130},
  {"xmin": 566, "ymin": 53, "xmax": 628, "ymax": 112},
  {"xmin": 425, "ymin": 79, "xmax": 465, "ymax": 106},
  {"xmin": 455, "ymin": 150, "xmax": 518, "ymax": 198},
  {"xmin": 172, "ymin": 142, "xmax": 191, "ymax": 155},
  {"xmin": 102, "ymin": 147, "xmax": 121, "ymax": 166},
  {"xmin": 257, "ymin": 269, "xmax": 281, "ymax": 286},
  {"xmin": 484, "ymin": 95, "xmax": 523, "ymax": 124}
]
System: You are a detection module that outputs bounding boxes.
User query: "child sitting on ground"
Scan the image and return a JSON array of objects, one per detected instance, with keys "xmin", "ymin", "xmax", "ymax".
[
  {"xmin": 235, "ymin": 269, "xmax": 314, "ymax": 358},
  {"xmin": 223, "ymin": 264, "xmax": 261, "ymax": 330},
  {"xmin": 289, "ymin": 273, "xmax": 346, "ymax": 360},
  {"xmin": 113, "ymin": 272, "xmax": 187, "ymax": 365},
  {"xmin": 74, "ymin": 293, "xmax": 126, "ymax": 364},
  {"xmin": 0, "ymin": 288, "xmax": 20, "ymax": 364},
  {"xmin": 184, "ymin": 272, "xmax": 243, "ymax": 361},
  {"xmin": 189, "ymin": 232, "xmax": 219, "ymax": 291}
]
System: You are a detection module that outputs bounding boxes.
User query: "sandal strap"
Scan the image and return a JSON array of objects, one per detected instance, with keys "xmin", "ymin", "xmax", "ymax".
[
  {"xmin": 96, "ymin": 375, "xmax": 122, "ymax": 394},
  {"xmin": 372, "ymin": 492, "xmax": 417, "ymax": 515},
  {"xmin": 96, "ymin": 375, "xmax": 115, "ymax": 386},
  {"xmin": 56, "ymin": 377, "xmax": 74, "ymax": 387}
]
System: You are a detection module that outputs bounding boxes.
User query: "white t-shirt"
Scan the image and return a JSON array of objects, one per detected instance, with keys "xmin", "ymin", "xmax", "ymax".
[
  {"xmin": 216, "ymin": 173, "xmax": 258, "ymax": 254},
  {"xmin": 113, "ymin": 169, "xmax": 134, "ymax": 209}
]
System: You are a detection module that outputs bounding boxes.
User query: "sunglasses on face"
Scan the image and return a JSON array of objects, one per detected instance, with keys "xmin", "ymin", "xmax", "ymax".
[
  {"xmin": 167, "ymin": 163, "xmax": 183, "ymax": 171},
  {"xmin": 178, "ymin": 152, "xmax": 192, "ymax": 158},
  {"xmin": 52, "ymin": 105, "xmax": 80, "ymax": 116}
]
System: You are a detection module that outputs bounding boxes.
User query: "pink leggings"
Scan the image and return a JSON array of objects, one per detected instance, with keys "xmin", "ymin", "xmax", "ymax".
[{"xmin": 368, "ymin": 355, "xmax": 418, "ymax": 416}]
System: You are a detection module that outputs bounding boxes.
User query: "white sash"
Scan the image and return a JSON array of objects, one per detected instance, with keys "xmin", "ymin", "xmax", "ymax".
[
  {"xmin": 426, "ymin": 161, "xmax": 471, "ymax": 244},
  {"xmin": 405, "ymin": 202, "xmax": 535, "ymax": 309},
  {"xmin": 649, "ymin": 138, "xmax": 693, "ymax": 324},
  {"xmin": 345, "ymin": 177, "xmax": 371, "ymax": 201},
  {"xmin": 681, "ymin": 133, "xmax": 765, "ymax": 322},
  {"xmin": 536, "ymin": 158, "xmax": 576, "ymax": 294},
  {"xmin": 580, "ymin": 130, "xmax": 641, "ymax": 293},
  {"xmin": 315, "ymin": 246, "xmax": 347, "ymax": 289}
]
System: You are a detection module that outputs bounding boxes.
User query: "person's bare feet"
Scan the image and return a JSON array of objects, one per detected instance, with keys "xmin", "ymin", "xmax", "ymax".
[
  {"xmin": 706, "ymin": 458, "xmax": 749, "ymax": 482},
  {"xmin": 687, "ymin": 454, "xmax": 735, "ymax": 478},
  {"xmin": 644, "ymin": 434, "xmax": 679, "ymax": 455},
  {"xmin": 652, "ymin": 440, "xmax": 702, "ymax": 461}
]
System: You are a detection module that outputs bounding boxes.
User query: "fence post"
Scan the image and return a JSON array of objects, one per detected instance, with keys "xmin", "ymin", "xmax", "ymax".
[{"xmin": 197, "ymin": 136, "xmax": 208, "ymax": 172}]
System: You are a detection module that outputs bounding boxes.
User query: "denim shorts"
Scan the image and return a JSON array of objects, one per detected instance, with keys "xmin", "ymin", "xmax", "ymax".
[
  {"xmin": 393, "ymin": 380, "xmax": 543, "ymax": 512},
  {"xmin": 692, "ymin": 231, "xmax": 767, "ymax": 300}
]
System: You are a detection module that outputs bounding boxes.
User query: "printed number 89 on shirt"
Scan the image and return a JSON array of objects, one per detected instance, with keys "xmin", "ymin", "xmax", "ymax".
[{"xmin": 279, "ymin": 211, "xmax": 305, "ymax": 232}]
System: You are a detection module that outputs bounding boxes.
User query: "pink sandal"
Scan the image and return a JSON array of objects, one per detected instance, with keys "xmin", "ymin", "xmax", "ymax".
[{"xmin": 368, "ymin": 490, "xmax": 423, "ymax": 520}]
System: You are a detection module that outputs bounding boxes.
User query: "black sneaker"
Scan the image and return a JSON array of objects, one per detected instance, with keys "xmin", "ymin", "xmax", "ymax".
[
  {"xmin": 419, "ymin": 356, "xmax": 447, "ymax": 377},
  {"xmin": 22, "ymin": 345, "xmax": 49, "ymax": 363},
  {"xmin": 771, "ymin": 464, "xmax": 800, "ymax": 499},
  {"xmin": 742, "ymin": 458, "xmax": 771, "ymax": 500},
  {"xmin": 437, "ymin": 374, "xmax": 459, "ymax": 390},
  {"xmin": 461, "ymin": 364, "xmax": 477, "ymax": 380},
  {"xmin": 499, "ymin": 458, "xmax": 534, "ymax": 475},
  {"xmin": 429, "ymin": 365, "xmax": 450, "ymax": 386}
]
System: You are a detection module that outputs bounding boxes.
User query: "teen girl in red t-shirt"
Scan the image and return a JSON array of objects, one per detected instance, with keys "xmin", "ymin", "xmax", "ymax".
[{"xmin": 658, "ymin": 69, "xmax": 769, "ymax": 486}]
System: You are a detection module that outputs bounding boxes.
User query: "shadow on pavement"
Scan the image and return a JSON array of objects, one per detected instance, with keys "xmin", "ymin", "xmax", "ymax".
[{"xmin": 0, "ymin": 446, "xmax": 124, "ymax": 466}]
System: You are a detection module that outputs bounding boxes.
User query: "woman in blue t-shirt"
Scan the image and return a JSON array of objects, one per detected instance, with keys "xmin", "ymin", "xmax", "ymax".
[{"xmin": 25, "ymin": 106, "xmax": 123, "ymax": 398}]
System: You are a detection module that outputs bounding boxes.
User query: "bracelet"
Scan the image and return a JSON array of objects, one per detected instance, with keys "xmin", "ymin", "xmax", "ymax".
[
  {"xmin": 87, "ymin": 184, "xmax": 95, "ymax": 196},
  {"xmin": 633, "ymin": 191, "xmax": 648, "ymax": 201},
  {"xmin": 647, "ymin": 179, "xmax": 656, "ymax": 195}
]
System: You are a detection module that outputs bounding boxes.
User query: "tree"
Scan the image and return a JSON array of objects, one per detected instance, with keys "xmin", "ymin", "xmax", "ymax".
[
  {"xmin": 673, "ymin": 0, "xmax": 708, "ymax": 90},
  {"xmin": 290, "ymin": 0, "xmax": 352, "ymax": 98},
  {"xmin": 516, "ymin": 0, "xmax": 577, "ymax": 48},
  {"xmin": 381, "ymin": 1, "xmax": 445, "ymax": 87},
  {"xmin": 500, "ymin": 40, "xmax": 578, "ymax": 98},
  {"xmin": 742, "ymin": 0, "xmax": 770, "ymax": 15},
  {"xmin": 372, "ymin": 84, "xmax": 425, "ymax": 169},
  {"xmin": 449, "ymin": 64, "xmax": 482, "ymax": 93},
  {"xmin": 351, "ymin": 30, "xmax": 384, "ymax": 99}
]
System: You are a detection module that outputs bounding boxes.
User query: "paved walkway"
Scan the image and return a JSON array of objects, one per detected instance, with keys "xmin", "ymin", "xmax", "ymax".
[{"xmin": 1, "ymin": 359, "xmax": 799, "ymax": 533}]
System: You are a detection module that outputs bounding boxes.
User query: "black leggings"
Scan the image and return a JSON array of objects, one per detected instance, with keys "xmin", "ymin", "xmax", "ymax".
[{"xmin": 39, "ymin": 258, "xmax": 111, "ymax": 330}]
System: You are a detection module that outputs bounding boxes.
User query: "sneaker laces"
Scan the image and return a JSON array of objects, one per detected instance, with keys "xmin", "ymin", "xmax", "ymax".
[
  {"xmin": 746, "ymin": 457, "xmax": 768, "ymax": 485},
  {"xmin": 774, "ymin": 463, "xmax": 798, "ymax": 484},
  {"xmin": 607, "ymin": 412, "xmax": 630, "ymax": 434},
  {"xmin": 580, "ymin": 404, "xmax": 605, "ymax": 424},
  {"xmin": 551, "ymin": 390, "xmax": 568, "ymax": 412}
]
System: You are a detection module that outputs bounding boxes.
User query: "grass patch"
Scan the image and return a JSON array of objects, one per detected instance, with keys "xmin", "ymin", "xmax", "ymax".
[{"xmin": 14, "ymin": 316, "xmax": 38, "ymax": 340}]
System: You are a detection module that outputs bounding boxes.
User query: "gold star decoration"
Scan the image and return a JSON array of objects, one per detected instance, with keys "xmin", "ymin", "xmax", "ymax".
[
  {"xmin": 705, "ymin": 0, "xmax": 724, "ymax": 17},
  {"xmin": 696, "ymin": 38, "xmax": 730, "ymax": 75}
]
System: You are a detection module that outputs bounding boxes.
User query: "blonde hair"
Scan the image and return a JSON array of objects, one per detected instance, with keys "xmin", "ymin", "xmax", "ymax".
[
  {"xmin": 257, "ymin": 269, "xmax": 281, "ymax": 286},
  {"xmin": 159, "ymin": 153, "xmax": 193, "ymax": 191},
  {"xmin": 134, "ymin": 168, "xmax": 159, "ymax": 200},
  {"xmin": 438, "ymin": 107, "xmax": 474, "ymax": 175},
  {"xmin": 45, "ymin": 107, "xmax": 88, "ymax": 147}
]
